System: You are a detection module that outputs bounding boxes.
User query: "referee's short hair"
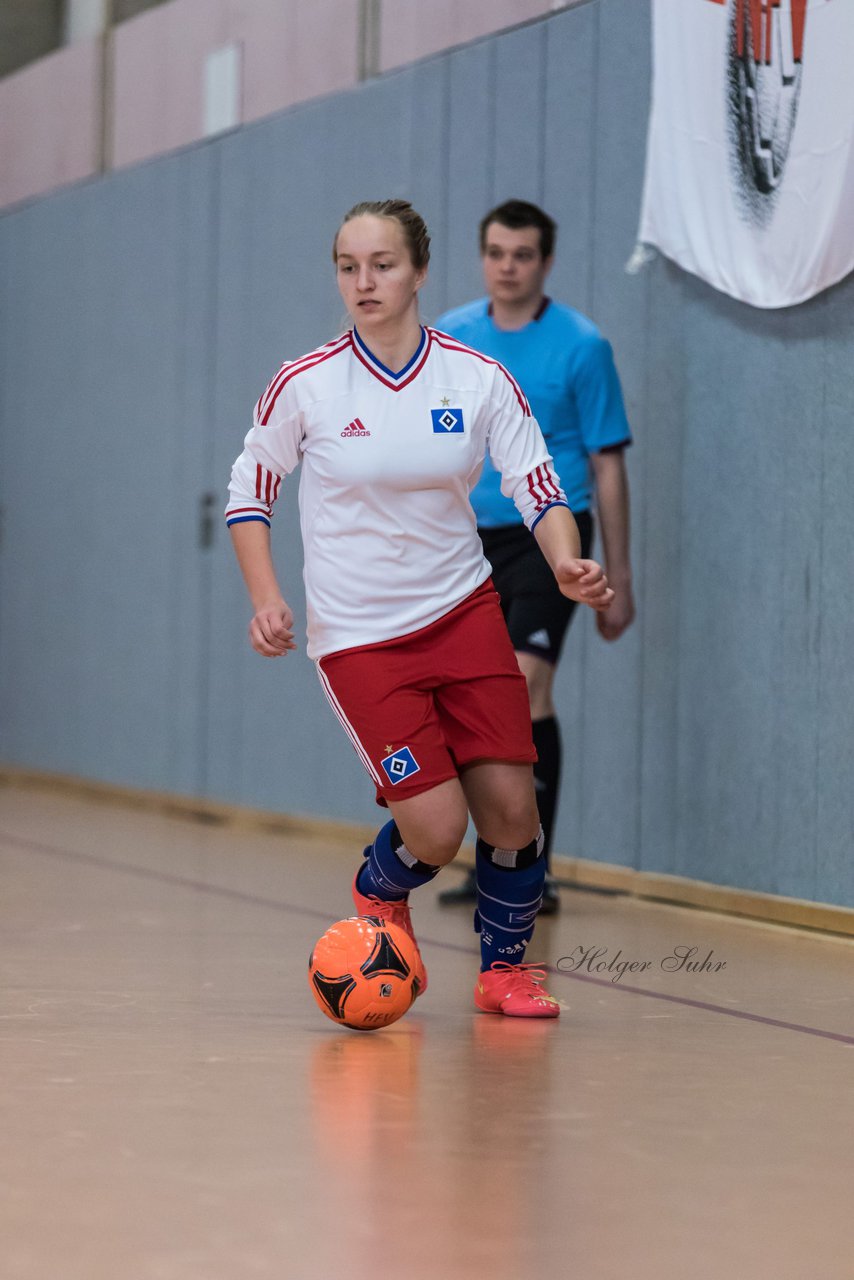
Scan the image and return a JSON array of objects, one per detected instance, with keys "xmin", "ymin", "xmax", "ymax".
[{"xmin": 479, "ymin": 200, "xmax": 557, "ymax": 260}]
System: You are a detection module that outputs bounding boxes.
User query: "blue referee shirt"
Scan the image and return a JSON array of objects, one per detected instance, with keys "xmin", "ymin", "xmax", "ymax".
[{"xmin": 435, "ymin": 297, "xmax": 631, "ymax": 524}]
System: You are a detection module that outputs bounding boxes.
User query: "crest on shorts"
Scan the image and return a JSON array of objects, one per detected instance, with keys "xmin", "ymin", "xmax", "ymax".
[
  {"xmin": 431, "ymin": 407, "xmax": 465, "ymax": 434},
  {"xmin": 380, "ymin": 746, "xmax": 421, "ymax": 785}
]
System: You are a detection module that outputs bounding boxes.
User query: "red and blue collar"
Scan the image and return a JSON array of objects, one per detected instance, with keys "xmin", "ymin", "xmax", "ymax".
[{"xmin": 350, "ymin": 325, "xmax": 432, "ymax": 391}]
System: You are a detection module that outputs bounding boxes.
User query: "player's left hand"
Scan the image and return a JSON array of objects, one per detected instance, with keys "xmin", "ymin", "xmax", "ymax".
[{"xmin": 554, "ymin": 558, "xmax": 614, "ymax": 612}]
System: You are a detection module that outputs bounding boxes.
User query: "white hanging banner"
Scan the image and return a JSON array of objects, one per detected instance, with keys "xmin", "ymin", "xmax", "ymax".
[{"xmin": 638, "ymin": 0, "xmax": 854, "ymax": 309}]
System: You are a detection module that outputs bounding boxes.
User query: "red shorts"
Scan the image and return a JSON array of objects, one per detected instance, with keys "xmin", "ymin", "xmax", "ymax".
[{"xmin": 316, "ymin": 580, "xmax": 536, "ymax": 806}]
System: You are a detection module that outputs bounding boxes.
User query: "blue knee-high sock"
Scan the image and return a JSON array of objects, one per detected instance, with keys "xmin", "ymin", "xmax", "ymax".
[
  {"xmin": 474, "ymin": 830, "xmax": 545, "ymax": 971},
  {"xmin": 356, "ymin": 819, "xmax": 440, "ymax": 902}
]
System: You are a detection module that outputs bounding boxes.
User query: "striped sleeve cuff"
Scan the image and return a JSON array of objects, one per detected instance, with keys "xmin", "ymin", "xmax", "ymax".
[
  {"xmin": 517, "ymin": 462, "xmax": 568, "ymax": 529},
  {"xmin": 225, "ymin": 505, "xmax": 272, "ymax": 528},
  {"xmin": 530, "ymin": 500, "xmax": 571, "ymax": 532}
]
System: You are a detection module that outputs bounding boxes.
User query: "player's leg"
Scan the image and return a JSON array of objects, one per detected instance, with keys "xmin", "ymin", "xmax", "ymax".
[
  {"xmin": 318, "ymin": 637, "xmax": 465, "ymax": 998},
  {"xmin": 436, "ymin": 527, "xmax": 522, "ymax": 909},
  {"xmin": 463, "ymin": 762, "xmax": 543, "ymax": 970},
  {"xmin": 461, "ymin": 761, "xmax": 559, "ymax": 1018},
  {"xmin": 351, "ymin": 780, "xmax": 470, "ymax": 998},
  {"xmin": 429, "ymin": 587, "xmax": 559, "ymax": 1016}
]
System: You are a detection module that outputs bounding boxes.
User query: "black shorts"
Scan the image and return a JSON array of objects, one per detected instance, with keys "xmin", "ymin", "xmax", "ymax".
[{"xmin": 479, "ymin": 510, "xmax": 594, "ymax": 667}]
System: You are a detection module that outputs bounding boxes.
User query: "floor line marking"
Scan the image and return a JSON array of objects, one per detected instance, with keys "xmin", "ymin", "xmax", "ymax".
[{"xmin": 4, "ymin": 830, "xmax": 852, "ymax": 1046}]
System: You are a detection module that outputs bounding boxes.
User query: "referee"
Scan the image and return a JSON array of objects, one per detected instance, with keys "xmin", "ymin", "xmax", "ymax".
[{"xmin": 435, "ymin": 200, "xmax": 635, "ymax": 914}]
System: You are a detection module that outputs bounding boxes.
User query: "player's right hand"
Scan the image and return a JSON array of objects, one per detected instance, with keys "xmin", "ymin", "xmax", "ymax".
[
  {"xmin": 554, "ymin": 558, "xmax": 615, "ymax": 612},
  {"xmin": 249, "ymin": 600, "xmax": 297, "ymax": 656}
]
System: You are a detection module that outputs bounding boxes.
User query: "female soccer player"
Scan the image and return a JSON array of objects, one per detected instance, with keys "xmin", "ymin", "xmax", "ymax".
[{"xmin": 226, "ymin": 199, "xmax": 613, "ymax": 1018}]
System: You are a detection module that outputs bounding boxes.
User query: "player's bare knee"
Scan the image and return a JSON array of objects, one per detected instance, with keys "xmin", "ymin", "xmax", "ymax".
[
  {"xmin": 406, "ymin": 840, "xmax": 460, "ymax": 867},
  {"xmin": 398, "ymin": 816, "xmax": 466, "ymax": 867},
  {"xmin": 477, "ymin": 803, "xmax": 539, "ymax": 852}
]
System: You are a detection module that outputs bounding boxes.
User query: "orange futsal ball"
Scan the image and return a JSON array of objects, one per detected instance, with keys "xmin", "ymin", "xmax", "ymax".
[{"xmin": 308, "ymin": 915, "xmax": 420, "ymax": 1031}]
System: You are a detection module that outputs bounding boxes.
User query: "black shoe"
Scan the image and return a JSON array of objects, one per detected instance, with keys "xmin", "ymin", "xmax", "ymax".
[
  {"xmin": 437, "ymin": 868, "xmax": 478, "ymax": 906},
  {"xmin": 538, "ymin": 875, "xmax": 560, "ymax": 916}
]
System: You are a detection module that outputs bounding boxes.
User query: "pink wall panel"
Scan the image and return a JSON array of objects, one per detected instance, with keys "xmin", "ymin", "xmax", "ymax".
[
  {"xmin": 111, "ymin": 0, "xmax": 359, "ymax": 171},
  {"xmin": 244, "ymin": 0, "xmax": 359, "ymax": 124},
  {"xmin": 0, "ymin": 0, "xmax": 572, "ymax": 209},
  {"xmin": 0, "ymin": 40, "xmax": 101, "ymax": 208},
  {"xmin": 112, "ymin": 0, "xmax": 232, "ymax": 169},
  {"xmin": 379, "ymin": 0, "xmax": 558, "ymax": 72}
]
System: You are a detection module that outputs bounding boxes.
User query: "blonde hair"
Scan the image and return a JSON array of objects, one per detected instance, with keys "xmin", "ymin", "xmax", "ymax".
[{"xmin": 333, "ymin": 199, "xmax": 431, "ymax": 270}]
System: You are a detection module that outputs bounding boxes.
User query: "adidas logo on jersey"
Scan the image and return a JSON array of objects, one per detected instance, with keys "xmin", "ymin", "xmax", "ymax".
[
  {"xmin": 526, "ymin": 628, "xmax": 550, "ymax": 649},
  {"xmin": 341, "ymin": 417, "xmax": 370, "ymax": 437}
]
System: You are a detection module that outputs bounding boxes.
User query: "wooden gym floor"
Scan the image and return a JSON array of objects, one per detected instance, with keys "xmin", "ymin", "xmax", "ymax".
[{"xmin": 1, "ymin": 780, "xmax": 853, "ymax": 1280}]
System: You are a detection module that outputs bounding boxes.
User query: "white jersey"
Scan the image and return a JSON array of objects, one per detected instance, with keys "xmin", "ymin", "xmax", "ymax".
[{"xmin": 226, "ymin": 326, "xmax": 568, "ymax": 660}]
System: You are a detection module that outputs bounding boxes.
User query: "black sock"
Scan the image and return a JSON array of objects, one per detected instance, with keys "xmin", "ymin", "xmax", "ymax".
[{"xmin": 532, "ymin": 716, "xmax": 561, "ymax": 870}]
